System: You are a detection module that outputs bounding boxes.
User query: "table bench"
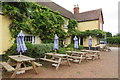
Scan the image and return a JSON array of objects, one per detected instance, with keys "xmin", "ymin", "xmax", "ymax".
[
  {"xmin": 0, "ymin": 62, "xmax": 15, "ymax": 72},
  {"xmin": 66, "ymin": 51, "xmax": 88, "ymax": 63},
  {"xmin": 40, "ymin": 53, "xmax": 70, "ymax": 70},
  {"xmin": 7, "ymin": 55, "xmax": 42, "ymax": 78},
  {"xmin": 81, "ymin": 50, "xmax": 100, "ymax": 60}
]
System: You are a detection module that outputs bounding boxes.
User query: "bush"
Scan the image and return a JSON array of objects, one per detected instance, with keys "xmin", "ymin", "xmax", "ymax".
[
  {"xmin": 78, "ymin": 45, "xmax": 84, "ymax": 50},
  {"xmin": 66, "ymin": 44, "xmax": 74, "ymax": 48},
  {"xmin": 3, "ymin": 42, "xmax": 54, "ymax": 61},
  {"xmin": 57, "ymin": 48, "xmax": 66, "ymax": 54},
  {"xmin": 107, "ymin": 37, "xmax": 120, "ymax": 44},
  {"xmin": 3, "ymin": 41, "xmax": 34, "ymax": 61},
  {"xmin": 33, "ymin": 43, "xmax": 54, "ymax": 58},
  {"xmin": 66, "ymin": 44, "xmax": 84, "ymax": 50},
  {"xmin": 66, "ymin": 47, "xmax": 74, "ymax": 51}
]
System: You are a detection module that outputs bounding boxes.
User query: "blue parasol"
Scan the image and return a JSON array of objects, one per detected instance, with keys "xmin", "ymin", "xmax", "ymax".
[
  {"xmin": 73, "ymin": 36, "xmax": 78, "ymax": 50},
  {"xmin": 88, "ymin": 36, "xmax": 92, "ymax": 50},
  {"xmin": 17, "ymin": 30, "xmax": 27, "ymax": 56},
  {"xmin": 53, "ymin": 34, "xmax": 59, "ymax": 52}
]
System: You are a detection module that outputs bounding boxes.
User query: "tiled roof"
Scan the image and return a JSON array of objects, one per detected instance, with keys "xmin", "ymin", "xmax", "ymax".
[
  {"xmin": 37, "ymin": 2, "xmax": 103, "ymax": 22},
  {"xmin": 73, "ymin": 9, "xmax": 103, "ymax": 22},
  {"xmin": 37, "ymin": 2, "xmax": 74, "ymax": 19}
]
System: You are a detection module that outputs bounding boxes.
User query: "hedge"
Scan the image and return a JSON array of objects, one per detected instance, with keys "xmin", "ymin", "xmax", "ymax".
[
  {"xmin": 106, "ymin": 37, "xmax": 120, "ymax": 44},
  {"xmin": 3, "ymin": 42, "xmax": 54, "ymax": 61}
]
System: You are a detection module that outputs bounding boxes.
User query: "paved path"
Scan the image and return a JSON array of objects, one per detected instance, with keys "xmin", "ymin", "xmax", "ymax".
[{"xmin": 6, "ymin": 47, "xmax": 118, "ymax": 78}]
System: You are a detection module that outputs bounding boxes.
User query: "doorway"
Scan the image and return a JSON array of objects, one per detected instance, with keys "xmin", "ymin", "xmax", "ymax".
[{"xmin": 79, "ymin": 37, "xmax": 83, "ymax": 45}]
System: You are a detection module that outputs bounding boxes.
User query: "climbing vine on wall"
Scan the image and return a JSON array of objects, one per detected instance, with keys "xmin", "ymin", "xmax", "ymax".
[
  {"xmin": 2, "ymin": 2, "xmax": 67, "ymax": 43},
  {"xmin": 75, "ymin": 29, "xmax": 105, "ymax": 38},
  {"xmin": 67, "ymin": 19, "xmax": 78, "ymax": 35},
  {"xmin": 67, "ymin": 19, "xmax": 105, "ymax": 38},
  {"xmin": 2, "ymin": 1, "xmax": 105, "ymax": 44}
]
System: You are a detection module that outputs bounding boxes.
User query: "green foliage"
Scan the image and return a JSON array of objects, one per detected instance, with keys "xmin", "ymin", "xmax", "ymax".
[
  {"xmin": 3, "ymin": 2, "xmax": 67, "ymax": 43},
  {"xmin": 57, "ymin": 48, "xmax": 66, "ymax": 54},
  {"xmin": 107, "ymin": 37, "xmax": 120, "ymax": 44},
  {"xmin": 3, "ymin": 41, "xmax": 34, "ymax": 61},
  {"xmin": 67, "ymin": 19, "xmax": 78, "ymax": 35},
  {"xmin": 68, "ymin": 19, "xmax": 78, "ymax": 30},
  {"xmin": 66, "ymin": 44, "xmax": 84, "ymax": 50},
  {"xmin": 113, "ymin": 33, "xmax": 120, "ymax": 37},
  {"xmin": 105, "ymin": 32, "xmax": 112, "ymax": 37},
  {"xmin": 66, "ymin": 44, "xmax": 74, "ymax": 48},
  {"xmin": 33, "ymin": 43, "xmax": 54, "ymax": 58},
  {"xmin": 3, "ymin": 42, "xmax": 54, "ymax": 61},
  {"xmin": 75, "ymin": 29, "xmax": 105, "ymax": 38},
  {"xmin": 78, "ymin": 45, "xmax": 84, "ymax": 50}
]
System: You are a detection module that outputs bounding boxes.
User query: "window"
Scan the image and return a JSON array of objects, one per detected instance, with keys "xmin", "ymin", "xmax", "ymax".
[
  {"xmin": 63, "ymin": 19, "xmax": 69, "ymax": 29},
  {"xmin": 24, "ymin": 36, "xmax": 35, "ymax": 44},
  {"xmin": 100, "ymin": 22, "xmax": 103, "ymax": 30}
]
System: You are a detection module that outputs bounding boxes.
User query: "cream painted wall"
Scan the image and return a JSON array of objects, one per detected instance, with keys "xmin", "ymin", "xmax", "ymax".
[
  {"xmin": 23, "ymin": 31, "xmax": 42, "ymax": 44},
  {"xmin": 77, "ymin": 20, "xmax": 100, "ymax": 47},
  {"xmin": 83, "ymin": 36, "xmax": 98, "ymax": 47},
  {"xmin": 0, "ymin": 15, "xmax": 14, "ymax": 55},
  {"xmin": 66, "ymin": 36, "xmax": 71, "ymax": 45},
  {"xmin": 77, "ymin": 20, "xmax": 99, "ymax": 31},
  {"xmin": 35, "ymin": 36, "xmax": 42, "ymax": 44},
  {"xmin": 0, "ymin": 15, "xmax": 2, "ymax": 54}
]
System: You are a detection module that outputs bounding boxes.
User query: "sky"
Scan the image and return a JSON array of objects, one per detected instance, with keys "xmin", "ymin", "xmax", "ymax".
[{"xmin": 51, "ymin": 0, "xmax": 119, "ymax": 35}]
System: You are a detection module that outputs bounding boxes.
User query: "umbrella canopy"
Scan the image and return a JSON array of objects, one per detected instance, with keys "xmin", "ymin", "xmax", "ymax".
[
  {"xmin": 53, "ymin": 34, "xmax": 59, "ymax": 50},
  {"xmin": 17, "ymin": 31, "xmax": 27, "ymax": 53},
  {"xmin": 88, "ymin": 35, "xmax": 92, "ymax": 47},
  {"xmin": 104, "ymin": 38, "xmax": 107, "ymax": 44},
  {"xmin": 73, "ymin": 36, "xmax": 78, "ymax": 49}
]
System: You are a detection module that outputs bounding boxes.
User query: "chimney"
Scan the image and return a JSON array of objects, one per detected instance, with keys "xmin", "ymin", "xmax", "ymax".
[{"xmin": 73, "ymin": 4, "xmax": 79, "ymax": 14}]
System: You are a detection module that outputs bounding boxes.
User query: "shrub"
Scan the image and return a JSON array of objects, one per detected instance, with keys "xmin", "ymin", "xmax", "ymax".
[
  {"xmin": 78, "ymin": 45, "xmax": 84, "ymax": 50},
  {"xmin": 3, "ymin": 42, "xmax": 54, "ymax": 61},
  {"xmin": 66, "ymin": 44, "xmax": 84, "ymax": 50},
  {"xmin": 33, "ymin": 43, "xmax": 54, "ymax": 58},
  {"xmin": 57, "ymin": 48, "xmax": 66, "ymax": 54},
  {"xmin": 3, "ymin": 41, "xmax": 34, "ymax": 61},
  {"xmin": 66, "ymin": 47, "xmax": 74, "ymax": 51},
  {"xmin": 107, "ymin": 37, "xmax": 120, "ymax": 44},
  {"xmin": 66, "ymin": 44, "xmax": 74, "ymax": 48}
]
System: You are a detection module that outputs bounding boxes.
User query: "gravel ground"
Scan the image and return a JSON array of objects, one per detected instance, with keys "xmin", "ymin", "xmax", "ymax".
[{"xmin": 5, "ymin": 47, "xmax": 118, "ymax": 78}]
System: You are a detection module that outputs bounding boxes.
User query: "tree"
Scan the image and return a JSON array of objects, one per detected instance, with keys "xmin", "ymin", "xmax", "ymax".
[
  {"xmin": 105, "ymin": 32, "xmax": 112, "ymax": 37},
  {"xmin": 113, "ymin": 33, "xmax": 120, "ymax": 37}
]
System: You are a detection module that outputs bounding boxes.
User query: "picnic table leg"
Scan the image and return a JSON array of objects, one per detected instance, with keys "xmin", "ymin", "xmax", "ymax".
[
  {"xmin": 31, "ymin": 61, "xmax": 38, "ymax": 74},
  {"xmin": 66, "ymin": 57, "xmax": 71, "ymax": 66},
  {"xmin": 79, "ymin": 55, "xmax": 83, "ymax": 64},
  {"xmin": 11, "ymin": 62, "xmax": 22, "ymax": 78},
  {"xmin": 97, "ymin": 53, "xmax": 100, "ymax": 59},
  {"xmin": 7, "ymin": 59, "xmax": 11, "ymax": 63},
  {"xmin": 56, "ymin": 58, "xmax": 62, "ymax": 70},
  {"xmin": 84, "ymin": 54, "xmax": 88, "ymax": 62}
]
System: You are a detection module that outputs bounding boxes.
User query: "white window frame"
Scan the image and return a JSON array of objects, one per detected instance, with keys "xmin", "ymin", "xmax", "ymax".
[{"xmin": 24, "ymin": 35, "xmax": 35, "ymax": 44}]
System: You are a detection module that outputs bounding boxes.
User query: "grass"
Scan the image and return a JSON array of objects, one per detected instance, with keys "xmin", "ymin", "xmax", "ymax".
[{"xmin": 76, "ymin": 71, "xmax": 81, "ymax": 74}]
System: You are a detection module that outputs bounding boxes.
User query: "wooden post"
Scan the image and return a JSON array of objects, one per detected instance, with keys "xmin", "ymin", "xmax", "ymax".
[
  {"xmin": 11, "ymin": 62, "xmax": 22, "ymax": 78},
  {"xmin": 56, "ymin": 58, "xmax": 62, "ymax": 70},
  {"xmin": 31, "ymin": 61, "xmax": 38, "ymax": 74}
]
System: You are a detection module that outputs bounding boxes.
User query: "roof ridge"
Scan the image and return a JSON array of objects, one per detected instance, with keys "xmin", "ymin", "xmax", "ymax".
[
  {"xmin": 52, "ymin": 2, "xmax": 73, "ymax": 14},
  {"xmin": 79, "ymin": 8, "xmax": 102, "ymax": 14}
]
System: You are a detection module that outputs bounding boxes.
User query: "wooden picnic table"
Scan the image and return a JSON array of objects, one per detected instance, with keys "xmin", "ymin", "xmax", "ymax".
[
  {"xmin": 7, "ymin": 55, "xmax": 39, "ymax": 78},
  {"xmin": 66, "ymin": 51, "xmax": 87, "ymax": 55},
  {"xmin": 81, "ymin": 50, "xmax": 100, "ymax": 60},
  {"xmin": 66, "ymin": 51, "xmax": 88, "ymax": 63},
  {"xmin": 40, "ymin": 53, "xmax": 70, "ymax": 70}
]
